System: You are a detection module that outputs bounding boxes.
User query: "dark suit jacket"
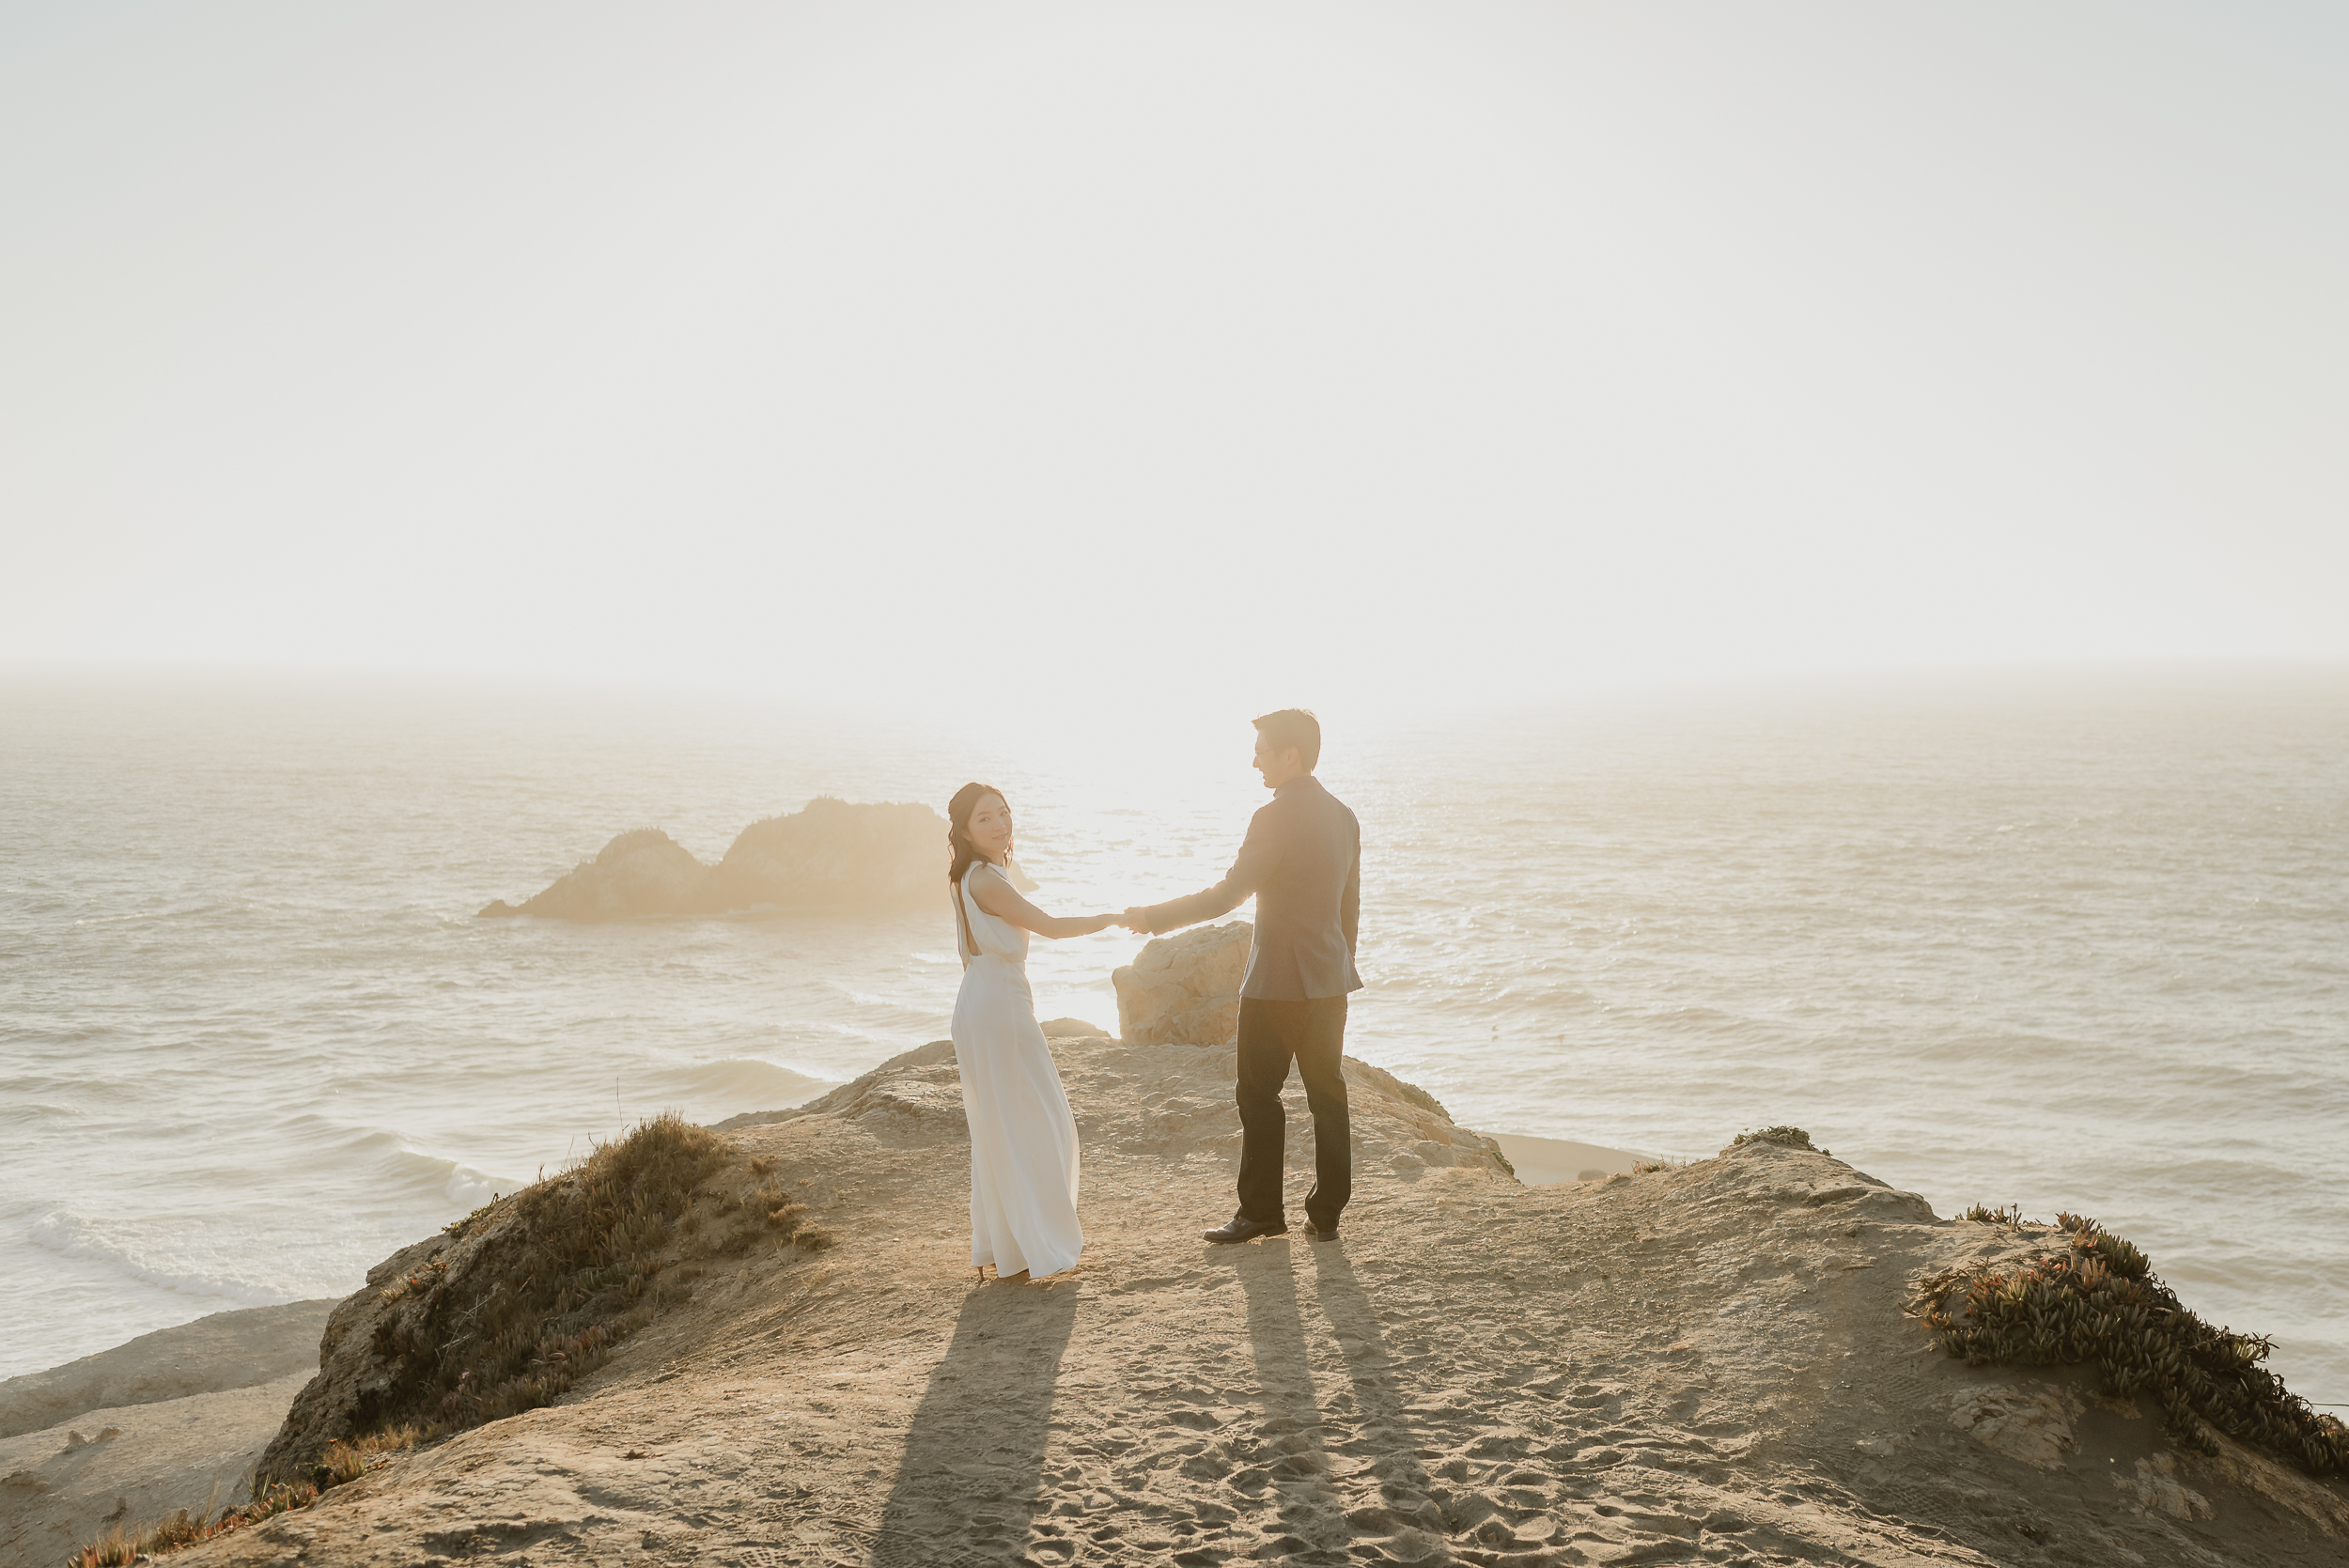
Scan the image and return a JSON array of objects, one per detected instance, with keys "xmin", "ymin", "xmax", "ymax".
[{"xmin": 1137, "ymin": 774, "xmax": 1361, "ymax": 1001}]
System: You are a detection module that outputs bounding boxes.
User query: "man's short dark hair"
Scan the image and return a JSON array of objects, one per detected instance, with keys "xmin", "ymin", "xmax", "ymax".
[{"xmin": 1253, "ymin": 708, "xmax": 1321, "ymax": 772}]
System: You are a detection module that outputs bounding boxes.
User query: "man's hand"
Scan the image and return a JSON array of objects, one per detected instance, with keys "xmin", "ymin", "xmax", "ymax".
[{"xmin": 1117, "ymin": 908, "xmax": 1153, "ymax": 935}]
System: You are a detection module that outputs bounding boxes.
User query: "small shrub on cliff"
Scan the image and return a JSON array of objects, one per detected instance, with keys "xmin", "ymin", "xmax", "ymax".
[
  {"xmin": 1908, "ymin": 1214, "xmax": 2347, "ymax": 1478},
  {"xmin": 340, "ymin": 1114, "xmax": 735, "ymax": 1451},
  {"xmin": 93, "ymin": 1124, "xmax": 832, "ymax": 1563},
  {"xmin": 277, "ymin": 1115, "xmax": 827, "ymax": 1481},
  {"xmin": 1731, "ymin": 1126, "xmax": 1829, "ymax": 1157}
]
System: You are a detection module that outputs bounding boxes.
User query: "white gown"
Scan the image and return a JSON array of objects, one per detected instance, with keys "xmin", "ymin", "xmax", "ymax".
[{"xmin": 949, "ymin": 862, "xmax": 1083, "ymax": 1278}]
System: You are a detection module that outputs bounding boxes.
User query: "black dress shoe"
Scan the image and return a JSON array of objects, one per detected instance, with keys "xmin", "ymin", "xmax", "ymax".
[
  {"xmin": 1301, "ymin": 1219, "xmax": 1340, "ymax": 1240},
  {"xmin": 1203, "ymin": 1217, "xmax": 1287, "ymax": 1244}
]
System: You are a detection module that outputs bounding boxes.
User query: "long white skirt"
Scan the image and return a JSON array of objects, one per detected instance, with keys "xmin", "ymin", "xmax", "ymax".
[{"xmin": 949, "ymin": 955, "xmax": 1083, "ymax": 1278}]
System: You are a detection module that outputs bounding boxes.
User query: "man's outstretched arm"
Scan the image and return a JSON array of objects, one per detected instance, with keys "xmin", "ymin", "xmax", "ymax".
[{"xmin": 1123, "ymin": 815, "xmax": 1280, "ymax": 935}]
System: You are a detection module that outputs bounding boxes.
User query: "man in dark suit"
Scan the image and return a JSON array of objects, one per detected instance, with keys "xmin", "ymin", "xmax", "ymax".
[{"xmin": 1121, "ymin": 709, "xmax": 1362, "ymax": 1243}]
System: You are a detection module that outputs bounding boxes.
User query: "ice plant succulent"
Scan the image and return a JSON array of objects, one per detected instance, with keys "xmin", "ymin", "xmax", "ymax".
[
  {"xmin": 1909, "ymin": 1212, "xmax": 2346, "ymax": 1478},
  {"xmin": 1731, "ymin": 1125, "xmax": 1830, "ymax": 1157}
]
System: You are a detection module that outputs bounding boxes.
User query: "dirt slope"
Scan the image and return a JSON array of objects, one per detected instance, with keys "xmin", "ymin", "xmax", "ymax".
[
  {"xmin": 158, "ymin": 1032, "xmax": 2348, "ymax": 1567},
  {"xmin": 0, "ymin": 1374, "xmax": 310, "ymax": 1568}
]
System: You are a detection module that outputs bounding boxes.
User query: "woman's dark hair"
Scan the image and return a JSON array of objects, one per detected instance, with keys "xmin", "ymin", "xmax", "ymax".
[{"xmin": 946, "ymin": 782, "xmax": 1008, "ymax": 892}]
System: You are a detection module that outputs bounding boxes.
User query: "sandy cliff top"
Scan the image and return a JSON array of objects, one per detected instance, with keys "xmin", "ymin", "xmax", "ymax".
[{"xmin": 109, "ymin": 1030, "xmax": 2349, "ymax": 1568}]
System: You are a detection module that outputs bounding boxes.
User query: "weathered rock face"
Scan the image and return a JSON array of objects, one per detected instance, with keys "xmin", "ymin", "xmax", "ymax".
[
  {"xmin": 1113, "ymin": 921, "xmax": 1252, "ymax": 1046},
  {"xmin": 481, "ymin": 798, "xmax": 949, "ymax": 921},
  {"xmin": 481, "ymin": 828, "xmax": 707, "ymax": 920},
  {"xmin": 708, "ymin": 798, "xmax": 947, "ymax": 911},
  {"xmin": 256, "ymin": 1232, "xmax": 460, "ymax": 1483}
]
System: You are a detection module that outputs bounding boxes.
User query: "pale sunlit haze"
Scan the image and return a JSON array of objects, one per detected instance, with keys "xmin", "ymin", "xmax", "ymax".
[{"xmin": 4, "ymin": 3, "xmax": 2343, "ymax": 721}]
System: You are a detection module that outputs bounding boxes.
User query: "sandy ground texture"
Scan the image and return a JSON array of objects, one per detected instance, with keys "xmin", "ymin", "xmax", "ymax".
[
  {"xmin": 0, "ymin": 1302, "xmax": 331, "ymax": 1568},
  {"xmin": 0, "ymin": 1374, "xmax": 313, "ymax": 1568},
  {"xmin": 111, "ymin": 1033, "xmax": 2349, "ymax": 1566}
]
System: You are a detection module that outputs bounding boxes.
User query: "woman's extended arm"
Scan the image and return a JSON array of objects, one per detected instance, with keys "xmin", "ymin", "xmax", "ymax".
[{"xmin": 969, "ymin": 862, "xmax": 1118, "ymax": 939}]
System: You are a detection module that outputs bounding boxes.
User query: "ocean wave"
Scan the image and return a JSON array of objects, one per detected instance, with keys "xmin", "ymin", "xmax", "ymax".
[
  {"xmin": 26, "ymin": 1209, "xmax": 300, "ymax": 1308},
  {"xmin": 249, "ymin": 1116, "xmax": 525, "ymax": 1208},
  {"xmin": 0, "ymin": 1102, "xmax": 84, "ymax": 1126},
  {"xmin": 381, "ymin": 1148, "xmax": 525, "ymax": 1210}
]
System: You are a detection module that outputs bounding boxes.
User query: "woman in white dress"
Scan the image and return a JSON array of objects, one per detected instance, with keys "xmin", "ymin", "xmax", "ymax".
[{"xmin": 945, "ymin": 783, "xmax": 1120, "ymax": 1281}]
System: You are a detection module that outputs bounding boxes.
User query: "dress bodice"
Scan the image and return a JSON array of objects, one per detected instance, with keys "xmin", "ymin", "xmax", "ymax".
[{"xmin": 956, "ymin": 862, "xmax": 1030, "ymax": 966}]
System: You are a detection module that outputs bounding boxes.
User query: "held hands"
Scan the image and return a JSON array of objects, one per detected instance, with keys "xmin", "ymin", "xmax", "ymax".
[{"xmin": 1076, "ymin": 911, "xmax": 1151, "ymax": 936}]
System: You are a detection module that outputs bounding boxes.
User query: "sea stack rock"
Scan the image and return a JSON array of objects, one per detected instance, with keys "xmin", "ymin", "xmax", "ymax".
[
  {"xmin": 483, "ymin": 828, "xmax": 710, "ymax": 920},
  {"xmin": 480, "ymin": 799, "xmax": 949, "ymax": 920},
  {"xmin": 706, "ymin": 798, "xmax": 946, "ymax": 910},
  {"xmin": 1112, "ymin": 920, "xmax": 1252, "ymax": 1046}
]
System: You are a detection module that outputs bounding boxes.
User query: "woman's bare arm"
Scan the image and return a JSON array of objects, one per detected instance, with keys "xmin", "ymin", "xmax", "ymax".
[{"xmin": 970, "ymin": 863, "xmax": 1117, "ymax": 939}]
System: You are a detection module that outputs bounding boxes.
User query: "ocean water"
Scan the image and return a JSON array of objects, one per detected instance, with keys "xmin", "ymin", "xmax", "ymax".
[{"xmin": 2, "ymin": 670, "xmax": 2344, "ymax": 1405}]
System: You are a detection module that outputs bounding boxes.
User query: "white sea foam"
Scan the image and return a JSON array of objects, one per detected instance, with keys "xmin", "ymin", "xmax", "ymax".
[
  {"xmin": 382, "ymin": 1147, "xmax": 526, "ymax": 1210},
  {"xmin": 26, "ymin": 1209, "xmax": 300, "ymax": 1310}
]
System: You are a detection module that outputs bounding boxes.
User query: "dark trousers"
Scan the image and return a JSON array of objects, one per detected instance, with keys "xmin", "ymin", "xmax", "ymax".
[{"xmin": 1234, "ymin": 995, "xmax": 1351, "ymax": 1228}]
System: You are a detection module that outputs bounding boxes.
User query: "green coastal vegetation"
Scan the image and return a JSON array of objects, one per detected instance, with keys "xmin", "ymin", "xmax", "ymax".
[{"xmin": 1914, "ymin": 1210, "xmax": 2348, "ymax": 1478}]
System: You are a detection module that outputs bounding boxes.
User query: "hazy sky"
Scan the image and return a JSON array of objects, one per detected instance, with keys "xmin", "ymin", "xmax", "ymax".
[{"xmin": 4, "ymin": 3, "xmax": 2343, "ymax": 720}]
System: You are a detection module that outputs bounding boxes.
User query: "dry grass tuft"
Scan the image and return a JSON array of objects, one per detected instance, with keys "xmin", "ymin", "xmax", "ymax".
[
  {"xmin": 338, "ymin": 1113, "xmax": 743, "ymax": 1452},
  {"xmin": 68, "ymin": 1434, "xmax": 415, "ymax": 1568},
  {"xmin": 1909, "ymin": 1214, "xmax": 2346, "ymax": 1477}
]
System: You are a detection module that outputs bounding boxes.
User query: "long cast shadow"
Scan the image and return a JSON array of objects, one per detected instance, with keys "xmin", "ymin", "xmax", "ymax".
[
  {"xmin": 869, "ymin": 1281, "xmax": 1080, "ymax": 1567},
  {"xmin": 1307, "ymin": 1241, "xmax": 1450, "ymax": 1558},
  {"xmin": 1222, "ymin": 1241, "xmax": 1355, "ymax": 1564}
]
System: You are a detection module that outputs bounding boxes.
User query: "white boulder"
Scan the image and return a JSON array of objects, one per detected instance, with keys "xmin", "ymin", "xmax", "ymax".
[{"xmin": 1112, "ymin": 922, "xmax": 1252, "ymax": 1047}]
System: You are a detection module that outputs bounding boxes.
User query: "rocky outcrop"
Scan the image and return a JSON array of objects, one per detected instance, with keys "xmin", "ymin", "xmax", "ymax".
[
  {"xmin": 255, "ymin": 1239, "xmax": 449, "ymax": 1483},
  {"xmin": 1112, "ymin": 921, "xmax": 1252, "ymax": 1046},
  {"xmin": 481, "ymin": 798, "xmax": 951, "ymax": 920},
  {"xmin": 478, "ymin": 829, "xmax": 706, "ymax": 920},
  {"xmin": 705, "ymin": 799, "xmax": 953, "ymax": 910},
  {"xmin": 718, "ymin": 1026, "xmax": 1514, "ymax": 1181}
]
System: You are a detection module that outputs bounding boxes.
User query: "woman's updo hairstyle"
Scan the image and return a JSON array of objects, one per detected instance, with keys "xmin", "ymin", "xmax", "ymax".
[{"xmin": 946, "ymin": 782, "xmax": 1008, "ymax": 892}]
